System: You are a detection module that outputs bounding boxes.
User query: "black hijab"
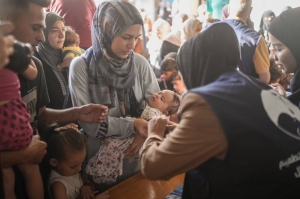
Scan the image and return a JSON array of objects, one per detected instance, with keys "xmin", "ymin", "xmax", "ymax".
[
  {"xmin": 269, "ymin": 7, "xmax": 300, "ymax": 93},
  {"xmin": 177, "ymin": 23, "xmax": 240, "ymax": 90},
  {"xmin": 259, "ymin": 10, "xmax": 276, "ymax": 32}
]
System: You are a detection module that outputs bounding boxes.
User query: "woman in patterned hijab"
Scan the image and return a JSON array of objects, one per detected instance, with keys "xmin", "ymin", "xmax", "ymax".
[
  {"xmin": 83, "ymin": 0, "xmax": 144, "ymax": 116},
  {"xmin": 69, "ymin": 0, "xmax": 159, "ymax": 191}
]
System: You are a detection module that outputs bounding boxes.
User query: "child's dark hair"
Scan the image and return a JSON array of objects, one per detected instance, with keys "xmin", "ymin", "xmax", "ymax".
[
  {"xmin": 64, "ymin": 26, "xmax": 80, "ymax": 47},
  {"xmin": 164, "ymin": 52, "xmax": 177, "ymax": 60},
  {"xmin": 160, "ymin": 58, "xmax": 178, "ymax": 73},
  {"xmin": 43, "ymin": 124, "xmax": 86, "ymax": 161},
  {"xmin": 166, "ymin": 91, "xmax": 181, "ymax": 116},
  {"xmin": 171, "ymin": 72, "xmax": 182, "ymax": 82},
  {"xmin": 39, "ymin": 124, "xmax": 86, "ymax": 193}
]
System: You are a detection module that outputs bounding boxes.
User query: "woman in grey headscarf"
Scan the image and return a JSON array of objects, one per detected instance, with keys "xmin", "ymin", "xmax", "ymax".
[
  {"xmin": 35, "ymin": 12, "xmax": 70, "ymax": 110},
  {"xmin": 69, "ymin": 0, "xmax": 159, "ymax": 191}
]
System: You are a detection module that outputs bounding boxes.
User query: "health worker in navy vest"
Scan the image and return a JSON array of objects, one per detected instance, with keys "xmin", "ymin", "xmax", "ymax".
[
  {"xmin": 269, "ymin": 8, "xmax": 300, "ymax": 108},
  {"xmin": 225, "ymin": 0, "xmax": 271, "ymax": 84},
  {"xmin": 69, "ymin": 0, "xmax": 160, "ymax": 192},
  {"xmin": 140, "ymin": 22, "xmax": 300, "ymax": 199}
]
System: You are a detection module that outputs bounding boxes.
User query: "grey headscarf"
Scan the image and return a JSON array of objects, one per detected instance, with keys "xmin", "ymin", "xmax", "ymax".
[
  {"xmin": 37, "ymin": 12, "xmax": 64, "ymax": 71},
  {"xmin": 84, "ymin": 0, "xmax": 143, "ymax": 116}
]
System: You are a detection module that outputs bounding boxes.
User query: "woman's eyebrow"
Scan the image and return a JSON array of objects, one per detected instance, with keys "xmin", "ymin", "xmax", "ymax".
[{"xmin": 123, "ymin": 33, "xmax": 141, "ymax": 37}]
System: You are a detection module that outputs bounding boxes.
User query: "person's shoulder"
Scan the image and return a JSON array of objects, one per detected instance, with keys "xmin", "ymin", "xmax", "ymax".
[
  {"xmin": 69, "ymin": 56, "xmax": 88, "ymax": 77},
  {"xmin": 34, "ymin": 52, "xmax": 51, "ymax": 69},
  {"xmin": 32, "ymin": 55, "xmax": 47, "ymax": 78},
  {"xmin": 134, "ymin": 53, "xmax": 151, "ymax": 70},
  {"xmin": 70, "ymin": 56, "xmax": 86, "ymax": 68},
  {"xmin": 134, "ymin": 52, "xmax": 149, "ymax": 64},
  {"xmin": 32, "ymin": 56, "xmax": 43, "ymax": 70}
]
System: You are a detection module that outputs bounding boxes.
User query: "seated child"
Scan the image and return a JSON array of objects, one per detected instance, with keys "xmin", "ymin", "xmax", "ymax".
[
  {"xmin": 171, "ymin": 72, "xmax": 187, "ymax": 96},
  {"xmin": 44, "ymin": 124, "xmax": 109, "ymax": 199},
  {"xmin": 0, "ymin": 60, "xmax": 44, "ymax": 199},
  {"xmin": 85, "ymin": 90, "xmax": 180, "ymax": 183},
  {"xmin": 58, "ymin": 26, "xmax": 85, "ymax": 70}
]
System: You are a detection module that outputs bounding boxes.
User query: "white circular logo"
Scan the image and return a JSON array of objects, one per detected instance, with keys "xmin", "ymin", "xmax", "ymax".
[{"xmin": 261, "ymin": 89, "xmax": 300, "ymax": 140}]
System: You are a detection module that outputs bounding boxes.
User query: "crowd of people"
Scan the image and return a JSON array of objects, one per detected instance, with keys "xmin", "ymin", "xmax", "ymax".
[{"xmin": 1, "ymin": 0, "xmax": 300, "ymax": 199}]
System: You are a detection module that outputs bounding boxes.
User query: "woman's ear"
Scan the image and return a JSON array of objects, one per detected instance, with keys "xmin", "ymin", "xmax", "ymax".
[{"xmin": 49, "ymin": 158, "xmax": 58, "ymax": 167}]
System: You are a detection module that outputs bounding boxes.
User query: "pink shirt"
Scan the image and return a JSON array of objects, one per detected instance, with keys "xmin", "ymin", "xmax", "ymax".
[
  {"xmin": 0, "ymin": 69, "xmax": 20, "ymax": 101},
  {"xmin": 47, "ymin": 0, "xmax": 97, "ymax": 48}
]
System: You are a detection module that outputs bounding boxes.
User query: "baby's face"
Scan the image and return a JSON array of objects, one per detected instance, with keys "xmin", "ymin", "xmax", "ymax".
[{"xmin": 148, "ymin": 90, "xmax": 175, "ymax": 115}]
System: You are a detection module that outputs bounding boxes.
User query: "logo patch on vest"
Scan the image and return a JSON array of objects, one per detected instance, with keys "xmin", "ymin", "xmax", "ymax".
[{"xmin": 261, "ymin": 89, "xmax": 300, "ymax": 140}]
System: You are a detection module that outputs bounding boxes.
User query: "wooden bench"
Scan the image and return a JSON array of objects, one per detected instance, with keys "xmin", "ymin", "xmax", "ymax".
[{"xmin": 107, "ymin": 173, "xmax": 185, "ymax": 199}]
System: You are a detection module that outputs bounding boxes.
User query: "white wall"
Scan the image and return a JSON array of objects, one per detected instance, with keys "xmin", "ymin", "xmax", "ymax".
[
  {"xmin": 251, "ymin": 0, "xmax": 300, "ymax": 30},
  {"xmin": 93, "ymin": 0, "xmax": 300, "ymax": 31}
]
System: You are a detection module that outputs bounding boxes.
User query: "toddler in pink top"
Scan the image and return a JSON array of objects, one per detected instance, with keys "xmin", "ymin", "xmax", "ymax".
[{"xmin": 0, "ymin": 60, "xmax": 44, "ymax": 199}]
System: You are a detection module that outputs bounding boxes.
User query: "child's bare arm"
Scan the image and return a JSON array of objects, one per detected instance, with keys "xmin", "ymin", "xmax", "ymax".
[
  {"xmin": 58, "ymin": 58, "xmax": 73, "ymax": 70},
  {"xmin": 50, "ymin": 181, "xmax": 68, "ymax": 199},
  {"xmin": 80, "ymin": 178, "xmax": 97, "ymax": 199},
  {"xmin": 22, "ymin": 59, "xmax": 37, "ymax": 80}
]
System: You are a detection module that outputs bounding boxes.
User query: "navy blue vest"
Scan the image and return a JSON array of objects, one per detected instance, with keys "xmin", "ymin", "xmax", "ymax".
[
  {"xmin": 225, "ymin": 19, "xmax": 261, "ymax": 78},
  {"xmin": 183, "ymin": 71, "xmax": 300, "ymax": 199}
]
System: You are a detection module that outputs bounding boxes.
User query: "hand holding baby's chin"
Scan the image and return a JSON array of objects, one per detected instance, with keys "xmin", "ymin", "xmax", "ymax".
[{"xmin": 148, "ymin": 116, "xmax": 168, "ymax": 137}]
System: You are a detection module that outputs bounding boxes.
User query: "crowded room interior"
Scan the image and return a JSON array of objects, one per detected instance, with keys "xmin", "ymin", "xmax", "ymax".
[{"xmin": 1, "ymin": 0, "xmax": 300, "ymax": 198}]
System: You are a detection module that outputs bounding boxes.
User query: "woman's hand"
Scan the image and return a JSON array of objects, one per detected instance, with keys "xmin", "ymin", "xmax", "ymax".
[
  {"xmin": 124, "ymin": 133, "xmax": 146, "ymax": 157},
  {"xmin": 133, "ymin": 119, "xmax": 148, "ymax": 138},
  {"xmin": 148, "ymin": 116, "xmax": 168, "ymax": 138}
]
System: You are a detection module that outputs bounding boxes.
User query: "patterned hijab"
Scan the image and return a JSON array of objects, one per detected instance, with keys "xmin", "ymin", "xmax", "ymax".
[
  {"xmin": 84, "ymin": 1, "xmax": 143, "ymax": 116},
  {"xmin": 37, "ymin": 12, "xmax": 64, "ymax": 71}
]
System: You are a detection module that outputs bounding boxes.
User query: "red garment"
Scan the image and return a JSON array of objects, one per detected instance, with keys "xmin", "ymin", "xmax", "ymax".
[
  {"xmin": 0, "ymin": 69, "xmax": 20, "ymax": 101},
  {"xmin": 0, "ymin": 99, "xmax": 32, "ymax": 152},
  {"xmin": 0, "ymin": 69, "xmax": 32, "ymax": 152},
  {"xmin": 47, "ymin": 0, "xmax": 96, "ymax": 48}
]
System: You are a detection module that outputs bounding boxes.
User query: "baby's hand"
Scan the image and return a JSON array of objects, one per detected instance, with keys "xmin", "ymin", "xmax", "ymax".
[
  {"xmin": 80, "ymin": 185, "xmax": 97, "ymax": 199},
  {"xmin": 270, "ymin": 83, "xmax": 287, "ymax": 97},
  {"xmin": 94, "ymin": 191, "xmax": 110, "ymax": 199},
  {"xmin": 166, "ymin": 120, "xmax": 178, "ymax": 132}
]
